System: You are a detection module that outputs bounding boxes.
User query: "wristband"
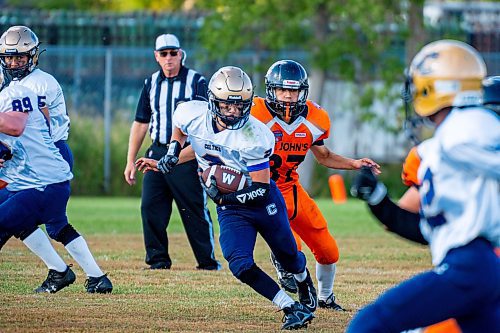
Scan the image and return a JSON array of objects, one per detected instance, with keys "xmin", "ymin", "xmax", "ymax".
[{"xmin": 167, "ymin": 140, "xmax": 181, "ymax": 157}]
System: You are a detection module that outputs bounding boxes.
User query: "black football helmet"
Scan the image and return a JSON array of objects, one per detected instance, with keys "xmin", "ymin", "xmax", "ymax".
[{"xmin": 265, "ymin": 60, "xmax": 309, "ymax": 122}]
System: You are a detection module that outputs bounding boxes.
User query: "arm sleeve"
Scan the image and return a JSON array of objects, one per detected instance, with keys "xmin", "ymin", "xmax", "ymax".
[
  {"xmin": 219, "ymin": 182, "xmax": 270, "ymax": 206},
  {"xmin": 368, "ymin": 195, "xmax": 428, "ymax": 245},
  {"xmin": 312, "ymin": 139, "xmax": 324, "ymax": 146},
  {"xmin": 134, "ymin": 79, "xmax": 152, "ymax": 123}
]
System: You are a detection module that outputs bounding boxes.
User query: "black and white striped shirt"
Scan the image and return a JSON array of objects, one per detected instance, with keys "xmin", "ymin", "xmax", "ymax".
[{"xmin": 135, "ymin": 66, "xmax": 208, "ymax": 144}]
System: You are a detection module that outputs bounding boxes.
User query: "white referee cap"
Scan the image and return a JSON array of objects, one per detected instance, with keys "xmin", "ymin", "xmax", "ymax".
[{"xmin": 155, "ymin": 34, "xmax": 180, "ymax": 51}]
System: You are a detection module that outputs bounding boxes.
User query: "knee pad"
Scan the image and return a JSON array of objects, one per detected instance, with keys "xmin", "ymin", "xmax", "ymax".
[
  {"xmin": 49, "ymin": 223, "xmax": 80, "ymax": 246},
  {"xmin": 277, "ymin": 250, "xmax": 306, "ymax": 274},
  {"xmin": 228, "ymin": 257, "xmax": 255, "ymax": 280},
  {"xmin": 315, "ymin": 250, "xmax": 339, "ymax": 265},
  {"xmin": 306, "ymin": 230, "xmax": 339, "ymax": 265},
  {"xmin": 237, "ymin": 264, "xmax": 261, "ymax": 284},
  {"xmin": 14, "ymin": 225, "xmax": 39, "ymax": 241}
]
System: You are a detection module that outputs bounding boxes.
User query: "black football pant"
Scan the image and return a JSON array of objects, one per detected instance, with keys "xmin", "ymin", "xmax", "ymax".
[{"xmin": 141, "ymin": 144, "xmax": 219, "ymax": 269}]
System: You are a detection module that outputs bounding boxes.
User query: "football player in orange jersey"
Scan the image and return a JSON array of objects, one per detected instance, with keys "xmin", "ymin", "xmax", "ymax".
[{"xmin": 251, "ymin": 60, "xmax": 380, "ymax": 311}]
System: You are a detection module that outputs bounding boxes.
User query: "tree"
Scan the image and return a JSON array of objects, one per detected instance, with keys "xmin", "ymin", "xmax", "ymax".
[
  {"xmin": 196, "ymin": 0, "xmax": 410, "ymax": 98},
  {"xmin": 195, "ymin": 0, "xmax": 420, "ymax": 189},
  {"xmin": 5, "ymin": 0, "xmax": 186, "ymax": 11}
]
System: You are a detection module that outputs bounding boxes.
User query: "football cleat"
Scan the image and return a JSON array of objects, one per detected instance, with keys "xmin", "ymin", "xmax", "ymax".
[
  {"xmin": 295, "ymin": 269, "xmax": 317, "ymax": 313},
  {"xmin": 85, "ymin": 274, "xmax": 113, "ymax": 294},
  {"xmin": 34, "ymin": 266, "xmax": 76, "ymax": 293},
  {"xmin": 148, "ymin": 262, "xmax": 171, "ymax": 270},
  {"xmin": 281, "ymin": 301, "xmax": 315, "ymax": 330},
  {"xmin": 270, "ymin": 252, "xmax": 298, "ymax": 293},
  {"xmin": 318, "ymin": 293, "xmax": 346, "ymax": 311},
  {"xmin": 196, "ymin": 262, "xmax": 222, "ymax": 271}
]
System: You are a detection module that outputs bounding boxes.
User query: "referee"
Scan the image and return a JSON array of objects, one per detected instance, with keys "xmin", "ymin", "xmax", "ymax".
[{"xmin": 124, "ymin": 34, "xmax": 220, "ymax": 270}]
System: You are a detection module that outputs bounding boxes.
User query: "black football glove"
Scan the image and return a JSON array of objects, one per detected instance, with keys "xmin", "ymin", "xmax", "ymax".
[
  {"xmin": 157, "ymin": 155, "xmax": 179, "ymax": 174},
  {"xmin": 0, "ymin": 141, "xmax": 13, "ymax": 161},
  {"xmin": 200, "ymin": 175, "xmax": 222, "ymax": 204},
  {"xmin": 350, "ymin": 166, "xmax": 379, "ymax": 201},
  {"xmin": 157, "ymin": 140, "xmax": 182, "ymax": 174}
]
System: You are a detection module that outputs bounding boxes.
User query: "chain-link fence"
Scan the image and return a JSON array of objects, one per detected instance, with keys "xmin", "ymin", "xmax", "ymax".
[
  {"xmin": 2, "ymin": 6, "xmax": 499, "ymax": 194},
  {"xmin": 39, "ymin": 46, "xmax": 300, "ymax": 120},
  {"xmin": 0, "ymin": 10, "xmax": 202, "ymax": 48},
  {"xmin": 4, "ymin": 6, "xmax": 498, "ymax": 119}
]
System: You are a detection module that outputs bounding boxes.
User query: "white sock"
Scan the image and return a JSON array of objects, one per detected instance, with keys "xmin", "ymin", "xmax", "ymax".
[
  {"xmin": 316, "ymin": 262, "xmax": 336, "ymax": 301},
  {"xmin": 293, "ymin": 269, "xmax": 308, "ymax": 283},
  {"xmin": 65, "ymin": 236, "xmax": 104, "ymax": 277},
  {"xmin": 22, "ymin": 228, "xmax": 67, "ymax": 272},
  {"xmin": 272, "ymin": 289, "xmax": 295, "ymax": 309}
]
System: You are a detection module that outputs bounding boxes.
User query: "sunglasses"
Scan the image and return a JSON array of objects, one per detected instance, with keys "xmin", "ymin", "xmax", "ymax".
[{"xmin": 159, "ymin": 50, "xmax": 179, "ymax": 57}]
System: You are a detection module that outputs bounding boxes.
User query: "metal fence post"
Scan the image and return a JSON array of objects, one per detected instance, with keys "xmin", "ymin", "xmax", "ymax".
[
  {"xmin": 72, "ymin": 52, "xmax": 82, "ymax": 115},
  {"xmin": 103, "ymin": 48, "xmax": 112, "ymax": 194}
]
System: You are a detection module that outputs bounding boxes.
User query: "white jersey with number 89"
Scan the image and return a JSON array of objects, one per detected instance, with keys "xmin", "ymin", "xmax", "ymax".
[
  {"xmin": 0, "ymin": 85, "xmax": 72, "ymax": 191},
  {"xmin": 9, "ymin": 68, "xmax": 70, "ymax": 142}
]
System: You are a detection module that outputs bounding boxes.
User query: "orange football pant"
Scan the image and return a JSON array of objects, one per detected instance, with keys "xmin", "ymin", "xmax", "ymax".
[{"xmin": 279, "ymin": 182, "xmax": 339, "ymax": 265}]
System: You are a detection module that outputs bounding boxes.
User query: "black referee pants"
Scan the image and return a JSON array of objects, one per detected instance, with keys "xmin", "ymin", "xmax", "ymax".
[{"xmin": 141, "ymin": 144, "xmax": 219, "ymax": 269}]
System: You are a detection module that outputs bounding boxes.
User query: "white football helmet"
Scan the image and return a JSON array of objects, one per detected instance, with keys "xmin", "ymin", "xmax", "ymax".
[
  {"xmin": 208, "ymin": 66, "xmax": 253, "ymax": 130},
  {"xmin": 404, "ymin": 39, "xmax": 486, "ymax": 117},
  {"xmin": 0, "ymin": 26, "xmax": 40, "ymax": 80}
]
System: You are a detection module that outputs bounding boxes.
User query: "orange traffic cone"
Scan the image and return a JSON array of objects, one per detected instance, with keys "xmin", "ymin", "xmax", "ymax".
[{"xmin": 329, "ymin": 174, "xmax": 347, "ymax": 204}]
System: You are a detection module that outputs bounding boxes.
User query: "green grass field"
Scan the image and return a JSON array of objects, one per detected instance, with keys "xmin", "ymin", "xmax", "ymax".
[{"xmin": 0, "ymin": 197, "xmax": 431, "ymax": 332}]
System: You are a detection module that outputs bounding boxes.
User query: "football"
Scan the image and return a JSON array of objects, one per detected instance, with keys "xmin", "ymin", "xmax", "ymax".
[{"xmin": 202, "ymin": 165, "xmax": 249, "ymax": 194}]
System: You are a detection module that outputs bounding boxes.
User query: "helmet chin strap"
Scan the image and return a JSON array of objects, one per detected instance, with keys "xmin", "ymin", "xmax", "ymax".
[
  {"xmin": 213, "ymin": 116, "xmax": 228, "ymax": 132},
  {"xmin": 284, "ymin": 105, "xmax": 291, "ymax": 123}
]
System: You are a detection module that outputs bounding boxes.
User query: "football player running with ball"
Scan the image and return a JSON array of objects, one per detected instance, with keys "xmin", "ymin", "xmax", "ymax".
[
  {"xmin": 251, "ymin": 60, "xmax": 380, "ymax": 311},
  {"xmin": 348, "ymin": 40, "xmax": 500, "ymax": 332},
  {"xmin": 136, "ymin": 66, "xmax": 316, "ymax": 330}
]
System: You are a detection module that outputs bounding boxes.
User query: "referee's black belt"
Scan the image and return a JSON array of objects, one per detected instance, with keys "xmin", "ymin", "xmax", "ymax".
[{"xmin": 152, "ymin": 141, "xmax": 169, "ymax": 148}]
